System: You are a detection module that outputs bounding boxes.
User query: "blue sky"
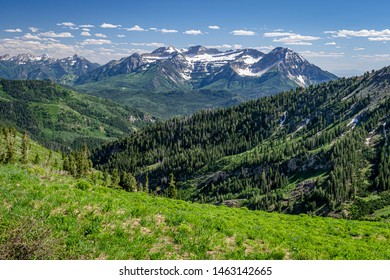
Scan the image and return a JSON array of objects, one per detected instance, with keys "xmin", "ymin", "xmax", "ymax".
[{"xmin": 1, "ymin": 0, "xmax": 390, "ymax": 76}]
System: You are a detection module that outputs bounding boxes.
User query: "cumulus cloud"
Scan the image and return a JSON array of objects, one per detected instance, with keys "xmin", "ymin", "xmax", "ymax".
[
  {"xmin": 95, "ymin": 33, "xmax": 107, "ymax": 38},
  {"xmin": 149, "ymin": 27, "xmax": 158, "ymax": 31},
  {"xmin": 256, "ymin": 45, "xmax": 275, "ymax": 52},
  {"xmin": 28, "ymin": 27, "xmax": 39, "ymax": 33},
  {"xmin": 57, "ymin": 22, "xmax": 76, "ymax": 27},
  {"xmin": 264, "ymin": 32, "xmax": 294, "ymax": 37},
  {"xmin": 4, "ymin": 28, "xmax": 22, "ymax": 33},
  {"xmin": 0, "ymin": 38, "xmax": 79, "ymax": 58},
  {"xmin": 299, "ymin": 50, "xmax": 344, "ymax": 58},
  {"xmin": 183, "ymin": 30, "xmax": 202, "ymax": 35},
  {"xmin": 82, "ymin": 28, "xmax": 90, "ymax": 32},
  {"xmin": 205, "ymin": 44, "xmax": 242, "ymax": 49},
  {"xmin": 353, "ymin": 53, "xmax": 390, "ymax": 61},
  {"xmin": 230, "ymin": 30, "xmax": 256, "ymax": 36},
  {"xmin": 22, "ymin": 33, "xmax": 43, "ymax": 40},
  {"xmin": 159, "ymin": 28, "xmax": 178, "ymax": 33},
  {"xmin": 324, "ymin": 42, "xmax": 337, "ymax": 45},
  {"xmin": 328, "ymin": 29, "xmax": 390, "ymax": 41},
  {"xmin": 117, "ymin": 35, "xmax": 126, "ymax": 38},
  {"xmin": 125, "ymin": 25, "xmax": 146, "ymax": 32},
  {"xmin": 39, "ymin": 31, "xmax": 73, "ymax": 38},
  {"xmin": 131, "ymin": 42, "xmax": 165, "ymax": 47},
  {"xmin": 264, "ymin": 32, "xmax": 320, "ymax": 45},
  {"xmin": 208, "ymin": 25, "xmax": 220, "ymax": 30},
  {"xmin": 81, "ymin": 39, "xmax": 112, "ymax": 45},
  {"xmin": 79, "ymin": 24, "xmax": 95, "ymax": 28},
  {"xmin": 81, "ymin": 31, "xmax": 91, "ymax": 37},
  {"xmin": 100, "ymin": 23, "xmax": 121, "ymax": 29}
]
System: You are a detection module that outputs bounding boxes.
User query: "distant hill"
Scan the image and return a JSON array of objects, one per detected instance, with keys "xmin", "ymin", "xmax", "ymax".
[{"xmin": 0, "ymin": 79, "xmax": 154, "ymax": 150}]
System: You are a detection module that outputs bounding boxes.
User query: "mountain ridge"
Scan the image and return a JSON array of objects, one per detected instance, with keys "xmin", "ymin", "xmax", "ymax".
[{"xmin": 75, "ymin": 46, "xmax": 337, "ymax": 92}]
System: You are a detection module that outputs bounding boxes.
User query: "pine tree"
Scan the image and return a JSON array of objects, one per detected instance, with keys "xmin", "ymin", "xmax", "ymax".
[
  {"xmin": 33, "ymin": 153, "xmax": 40, "ymax": 165},
  {"xmin": 21, "ymin": 131, "xmax": 30, "ymax": 164},
  {"xmin": 111, "ymin": 169, "xmax": 120, "ymax": 187},
  {"xmin": 5, "ymin": 127, "xmax": 16, "ymax": 163},
  {"xmin": 167, "ymin": 173, "xmax": 177, "ymax": 199},
  {"xmin": 144, "ymin": 174, "xmax": 149, "ymax": 193}
]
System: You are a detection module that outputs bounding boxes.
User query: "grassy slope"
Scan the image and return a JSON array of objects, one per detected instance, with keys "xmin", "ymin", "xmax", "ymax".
[{"xmin": 0, "ymin": 163, "xmax": 389, "ymax": 260}]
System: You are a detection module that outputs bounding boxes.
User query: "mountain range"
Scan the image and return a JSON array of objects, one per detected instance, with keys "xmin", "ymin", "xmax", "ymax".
[
  {"xmin": 74, "ymin": 46, "xmax": 337, "ymax": 91},
  {"xmin": 0, "ymin": 46, "xmax": 337, "ymax": 118},
  {"xmin": 0, "ymin": 53, "xmax": 100, "ymax": 85}
]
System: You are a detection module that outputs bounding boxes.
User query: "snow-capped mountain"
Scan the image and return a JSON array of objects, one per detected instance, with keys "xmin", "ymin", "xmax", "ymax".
[
  {"xmin": 74, "ymin": 46, "xmax": 337, "ymax": 95},
  {"xmin": 0, "ymin": 53, "xmax": 100, "ymax": 84},
  {"xmin": 0, "ymin": 46, "xmax": 337, "ymax": 96}
]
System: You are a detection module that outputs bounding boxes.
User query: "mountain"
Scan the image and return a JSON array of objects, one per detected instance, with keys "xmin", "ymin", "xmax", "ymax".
[
  {"xmin": 91, "ymin": 65, "xmax": 390, "ymax": 219},
  {"xmin": 76, "ymin": 46, "xmax": 336, "ymax": 91},
  {"xmin": 0, "ymin": 79, "xmax": 154, "ymax": 150},
  {"xmin": 0, "ymin": 53, "xmax": 100, "ymax": 85},
  {"xmin": 75, "ymin": 46, "xmax": 337, "ymax": 118}
]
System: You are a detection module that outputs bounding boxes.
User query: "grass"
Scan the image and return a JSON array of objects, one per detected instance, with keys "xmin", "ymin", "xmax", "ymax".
[{"xmin": 1, "ymin": 163, "xmax": 389, "ymax": 260}]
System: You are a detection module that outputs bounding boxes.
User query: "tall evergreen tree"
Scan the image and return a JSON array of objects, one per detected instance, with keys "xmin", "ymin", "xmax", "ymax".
[
  {"xmin": 167, "ymin": 173, "xmax": 177, "ymax": 199},
  {"xmin": 21, "ymin": 131, "xmax": 30, "ymax": 164}
]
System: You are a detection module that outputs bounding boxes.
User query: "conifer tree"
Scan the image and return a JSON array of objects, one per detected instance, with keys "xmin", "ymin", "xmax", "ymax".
[
  {"xmin": 167, "ymin": 173, "xmax": 177, "ymax": 199},
  {"xmin": 21, "ymin": 131, "xmax": 30, "ymax": 164}
]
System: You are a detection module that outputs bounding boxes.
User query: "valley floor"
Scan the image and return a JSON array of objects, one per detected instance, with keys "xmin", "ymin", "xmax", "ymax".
[{"xmin": 1, "ymin": 164, "xmax": 389, "ymax": 260}]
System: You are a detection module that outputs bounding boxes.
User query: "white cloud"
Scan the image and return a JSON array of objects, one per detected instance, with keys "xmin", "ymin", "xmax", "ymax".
[
  {"xmin": 125, "ymin": 25, "xmax": 146, "ymax": 32},
  {"xmin": 331, "ymin": 29, "xmax": 390, "ymax": 38},
  {"xmin": 273, "ymin": 34, "xmax": 320, "ymax": 43},
  {"xmin": 299, "ymin": 50, "xmax": 344, "ymax": 58},
  {"xmin": 264, "ymin": 32, "xmax": 294, "ymax": 37},
  {"xmin": 208, "ymin": 25, "xmax": 220, "ymax": 30},
  {"xmin": 205, "ymin": 44, "xmax": 242, "ymax": 49},
  {"xmin": 329, "ymin": 29, "xmax": 390, "ymax": 42},
  {"xmin": 81, "ymin": 31, "xmax": 91, "ymax": 37},
  {"xmin": 230, "ymin": 30, "xmax": 256, "ymax": 36},
  {"xmin": 117, "ymin": 35, "xmax": 126, "ymax": 38},
  {"xmin": 39, "ymin": 31, "xmax": 73, "ymax": 38},
  {"xmin": 325, "ymin": 42, "xmax": 337, "ymax": 45},
  {"xmin": 159, "ymin": 28, "xmax": 178, "ymax": 33},
  {"xmin": 353, "ymin": 54, "xmax": 390, "ymax": 61},
  {"xmin": 4, "ymin": 28, "xmax": 22, "ymax": 33},
  {"xmin": 131, "ymin": 42, "xmax": 165, "ymax": 48},
  {"xmin": 149, "ymin": 27, "xmax": 158, "ymax": 31},
  {"xmin": 0, "ymin": 38, "xmax": 80, "ymax": 58},
  {"xmin": 22, "ymin": 33, "xmax": 42, "ymax": 40},
  {"xmin": 82, "ymin": 28, "xmax": 90, "ymax": 32},
  {"xmin": 264, "ymin": 32, "xmax": 320, "ymax": 45},
  {"xmin": 81, "ymin": 39, "xmax": 112, "ymax": 45},
  {"xmin": 354, "ymin": 47, "xmax": 365, "ymax": 51},
  {"xmin": 79, "ymin": 24, "xmax": 95, "ymax": 28},
  {"xmin": 100, "ymin": 23, "xmax": 121, "ymax": 29},
  {"xmin": 183, "ymin": 29, "xmax": 202, "ymax": 35},
  {"xmin": 95, "ymin": 33, "xmax": 107, "ymax": 38},
  {"xmin": 368, "ymin": 37, "xmax": 390, "ymax": 41},
  {"xmin": 28, "ymin": 27, "xmax": 39, "ymax": 33},
  {"xmin": 57, "ymin": 22, "xmax": 76, "ymax": 27},
  {"xmin": 256, "ymin": 45, "xmax": 275, "ymax": 52}
]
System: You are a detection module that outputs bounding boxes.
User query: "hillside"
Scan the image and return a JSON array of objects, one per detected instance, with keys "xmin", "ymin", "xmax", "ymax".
[
  {"xmin": 0, "ymin": 79, "xmax": 153, "ymax": 150},
  {"xmin": 1, "ymin": 163, "xmax": 389, "ymax": 260},
  {"xmin": 91, "ymin": 66, "xmax": 390, "ymax": 218}
]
